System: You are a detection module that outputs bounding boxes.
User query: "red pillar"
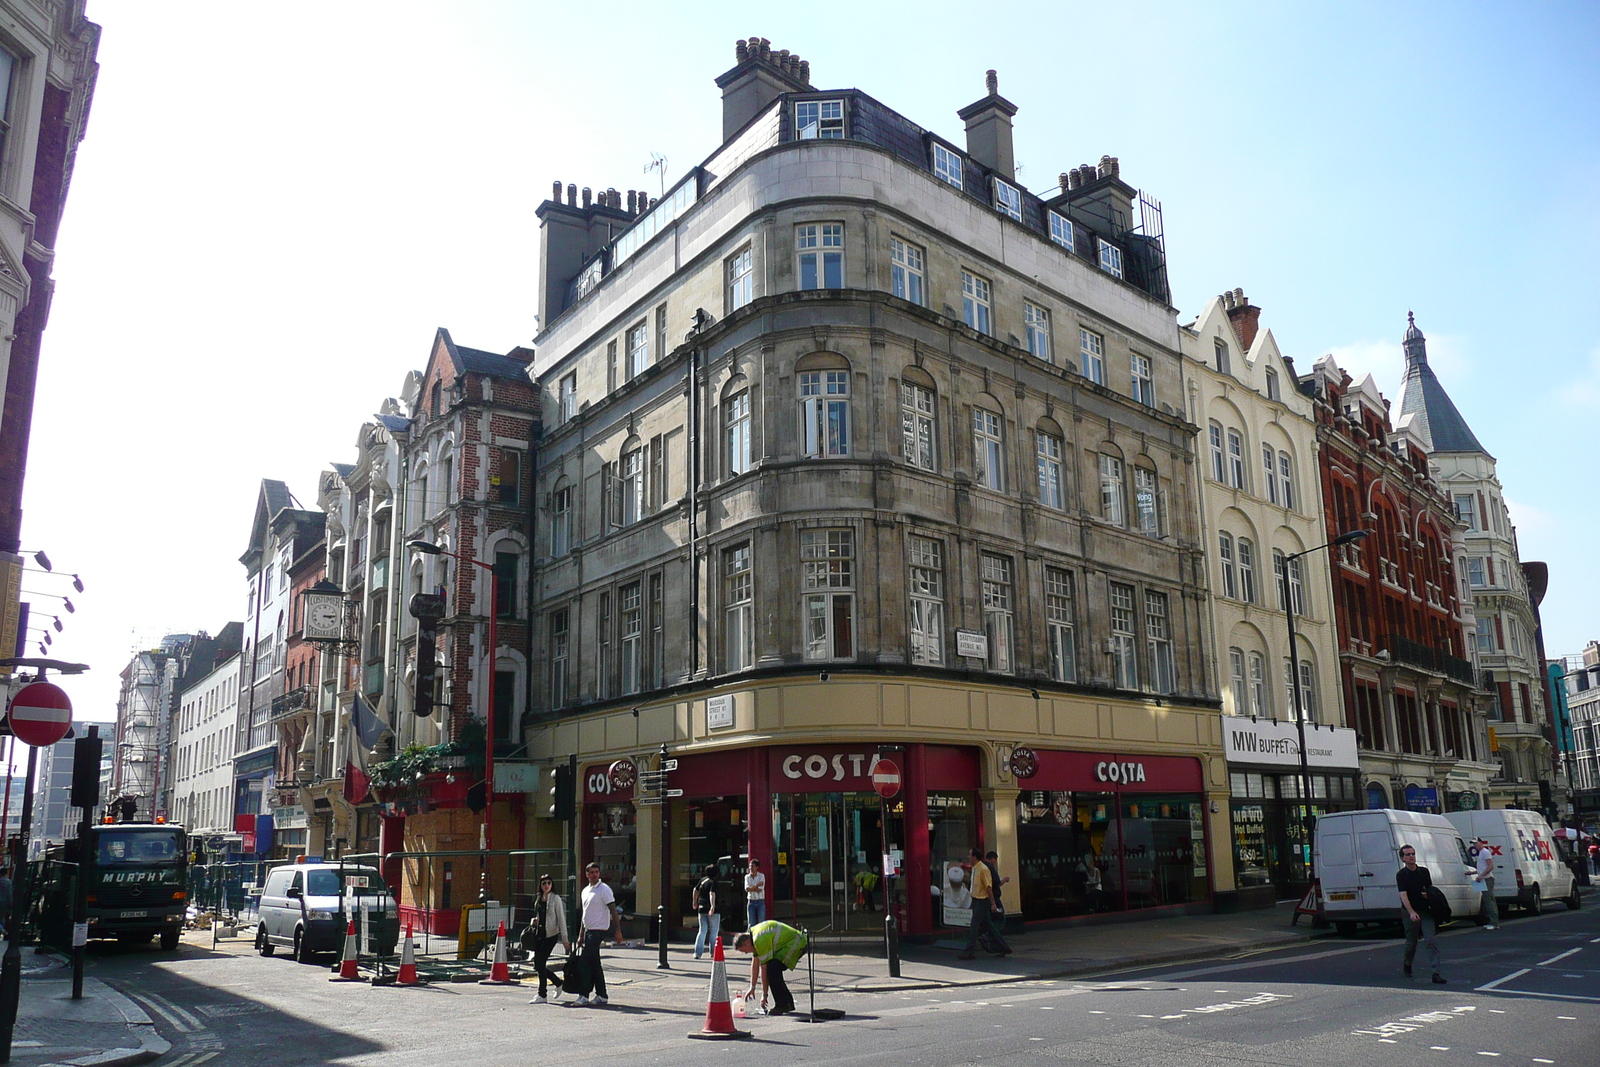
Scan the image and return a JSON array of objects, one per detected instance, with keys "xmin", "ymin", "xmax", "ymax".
[
  {"xmin": 904, "ymin": 743, "xmax": 930, "ymax": 936},
  {"xmin": 379, "ymin": 814, "xmax": 406, "ymax": 893},
  {"xmin": 747, "ymin": 748, "xmax": 772, "ymax": 911}
]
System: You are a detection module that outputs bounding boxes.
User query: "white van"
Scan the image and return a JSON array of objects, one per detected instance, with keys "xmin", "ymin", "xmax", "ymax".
[
  {"xmin": 1315, "ymin": 809, "xmax": 1479, "ymax": 934},
  {"xmin": 1446, "ymin": 809, "xmax": 1580, "ymax": 914}
]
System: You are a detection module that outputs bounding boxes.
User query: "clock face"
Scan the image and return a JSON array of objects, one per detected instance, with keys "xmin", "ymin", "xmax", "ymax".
[{"xmin": 305, "ymin": 596, "xmax": 343, "ymax": 637}]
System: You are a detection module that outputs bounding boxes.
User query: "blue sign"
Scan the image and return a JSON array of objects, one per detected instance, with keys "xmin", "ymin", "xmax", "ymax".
[{"xmin": 1404, "ymin": 786, "xmax": 1439, "ymax": 812}]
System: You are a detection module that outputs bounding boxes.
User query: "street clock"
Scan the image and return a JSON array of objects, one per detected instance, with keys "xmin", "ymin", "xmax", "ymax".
[{"xmin": 301, "ymin": 582, "xmax": 347, "ymax": 642}]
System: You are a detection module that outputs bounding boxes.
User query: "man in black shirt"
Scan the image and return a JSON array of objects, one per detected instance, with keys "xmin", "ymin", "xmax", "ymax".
[{"xmin": 1396, "ymin": 844, "xmax": 1445, "ymax": 984}]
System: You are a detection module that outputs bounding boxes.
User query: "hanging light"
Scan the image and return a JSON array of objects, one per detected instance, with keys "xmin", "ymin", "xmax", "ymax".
[
  {"xmin": 71, "ymin": 574, "xmax": 84, "ymax": 592},
  {"xmin": 63, "ymin": 597, "xmax": 74, "ymax": 613},
  {"xmin": 52, "ymin": 617, "xmax": 62, "ymax": 632},
  {"xmin": 32, "ymin": 550, "xmax": 51, "ymax": 572}
]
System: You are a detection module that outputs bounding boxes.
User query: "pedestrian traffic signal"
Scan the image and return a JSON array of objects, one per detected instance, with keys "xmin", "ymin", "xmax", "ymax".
[{"xmin": 548, "ymin": 764, "xmax": 575, "ymax": 821}]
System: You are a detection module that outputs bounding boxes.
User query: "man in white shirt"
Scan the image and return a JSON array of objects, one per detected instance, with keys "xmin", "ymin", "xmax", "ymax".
[
  {"xmin": 1471, "ymin": 837, "xmax": 1499, "ymax": 930},
  {"xmin": 576, "ymin": 863, "xmax": 620, "ymax": 1005}
]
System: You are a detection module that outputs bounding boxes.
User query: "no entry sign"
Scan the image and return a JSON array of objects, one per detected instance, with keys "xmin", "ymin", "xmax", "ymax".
[
  {"xmin": 8, "ymin": 680, "xmax": 72, "ymax": 747},
  {"xmin": 871, "ymin": 758, "xmax": 902, "ymax": 799}
]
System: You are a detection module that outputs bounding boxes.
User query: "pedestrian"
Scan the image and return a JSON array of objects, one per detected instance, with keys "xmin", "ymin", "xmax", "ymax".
[
  {"xmin": 0, "ymin": 865, "xmax": 11, "ymax": 939},
  {"xmin": 983, "ymin": 850, "xmax": 1011, "ymax": 916},
  {"xmin": 744, "ymin": 858, "xmax": 766, "ymax": 929},
  {"xmin": 734, "ymin": 920, "xmax": 809, "ymax": 1016},
  {"xmin": 1588, "ymin": 841, "xmax": 1599, "ymax": 879},
  {"xmin": 956, "ymin": 847, "xmax": 1010, "ymax": 960},
  {"xmin": 693, "ymin": 864, "xmax": 720, "ymax": 959},
  {"xmin": 1396, "ymin": 843, "xmax": 1446, "ymax": 984},
  {"xmin": 575, "ymin": 863, "xmax": 619, "ymax": 1006},
  {"xmin": 1470, "ymin": 837, "xmax": 1499, "ymax": 931},
  {"xmin": 524, "ymin": 873, "xmax": 571, "ymax": 1005}
]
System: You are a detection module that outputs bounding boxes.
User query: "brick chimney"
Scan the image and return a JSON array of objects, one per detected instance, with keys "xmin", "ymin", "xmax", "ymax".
[
  {"xmin": 956, "ymin": 69, "xmax": 1018, "ymax": 180},
  {"xmin": 1223, "ymin": 288, "xmax": 1261, "ymax": 352},
  {"xmin": 715, "ymin": 37, "xmax": 811, "ymax": 142}
]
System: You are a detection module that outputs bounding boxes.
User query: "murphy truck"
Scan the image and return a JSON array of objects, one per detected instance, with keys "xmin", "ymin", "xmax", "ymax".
[{"xmin": 36, "ymin": 822, "xmax": 189, "ymax": 949}]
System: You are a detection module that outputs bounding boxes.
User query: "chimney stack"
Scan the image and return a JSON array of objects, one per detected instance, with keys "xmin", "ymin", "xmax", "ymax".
[
  {"xmin": 716, "ymin": 37, "xmax": 812, "ymax": 143},
  {"xmin": 956, "ymin": 69, "xmax": 1019, "ymax": 180},
  {"xmin": 1224, "ymin": 288, "xmax": 1261, "ymax": 352}
]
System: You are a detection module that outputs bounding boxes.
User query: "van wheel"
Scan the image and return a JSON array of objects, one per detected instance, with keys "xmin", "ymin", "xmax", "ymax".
[
  {"xmin": 256, "ymin": 925, "xmax": 276, "ymax": 957},
  {"xmin": 1565, "ymin": 888, "xmax": 1582, "ymax": 911},
  {"xmin": 1526, "ymin": 887, "xmax": 1542, "ymax": 915},
  {"xmin": 1334, "ymin": 921, "xmax": 1356, "ymax": 936},
  {"xmin": 294, "ymin": 928, "xmax": 315, "ymax": 964}
]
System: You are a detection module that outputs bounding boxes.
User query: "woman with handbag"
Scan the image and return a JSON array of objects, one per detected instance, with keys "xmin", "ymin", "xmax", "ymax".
[
  {"xmin": 1396, "ymin": 844, "xmax": 1447, "ymax": 985},
  {"xmin": 526, "ymin": 874, "xmax": 571, "ymax": 1004}
]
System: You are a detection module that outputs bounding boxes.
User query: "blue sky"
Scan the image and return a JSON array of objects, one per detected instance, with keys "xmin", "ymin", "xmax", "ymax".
[{"xmin": 16, "ymin": 1, "xmax": 1597, "ymax": 726}]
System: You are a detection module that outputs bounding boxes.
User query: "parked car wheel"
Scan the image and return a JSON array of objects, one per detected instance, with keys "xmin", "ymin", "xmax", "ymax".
[
  {"xmin": 1565, "ymin": 887, "xmax": 1582, "ymax": 911},
  {"xmin": 256, "ymin": 925, "xmax": 276, "ymax": 956},
  {"xmin": 294, "ymin": 928, "xmax": 316, "ymax": 964},
  {"xmin": 1526, "ymin": 886, "xmax": 1543, "ymax": 915}
]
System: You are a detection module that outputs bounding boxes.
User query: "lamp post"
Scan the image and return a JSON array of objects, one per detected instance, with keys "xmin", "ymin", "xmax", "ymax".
[
  {"xmin": 407, "ymin": 540, "xmax": 499, "ymax": 892},
  {"xmin": 1284, "ymin": 528, "xmax": 1371, "ymax": 881}
]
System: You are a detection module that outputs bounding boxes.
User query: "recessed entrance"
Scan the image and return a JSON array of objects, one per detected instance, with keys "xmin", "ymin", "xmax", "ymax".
[{"xmin": 772, "ymin": 792, "xmax": 885, "ymax": 935}]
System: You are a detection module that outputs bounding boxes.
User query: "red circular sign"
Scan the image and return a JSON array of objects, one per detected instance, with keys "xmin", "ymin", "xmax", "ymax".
[
  {"xmin": 608, "ymin": 759, "xmax": 637, "ymax": 791},
  {"xmin": 871, "ymin": 758, "xmax": 902, "ymax": 799},
  {"xmin": 9, "ymin": 681, "xmax": 72, "ymax": 747},
  {"xmin": 1009, "ymin": 746, "xmax": 1039, "ymax": 779}
]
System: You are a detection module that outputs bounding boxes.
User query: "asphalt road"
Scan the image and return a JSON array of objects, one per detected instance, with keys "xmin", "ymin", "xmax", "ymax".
[{"xmin": 84, "ymin": 900, "xmax": 1598, "ymax": 1067}]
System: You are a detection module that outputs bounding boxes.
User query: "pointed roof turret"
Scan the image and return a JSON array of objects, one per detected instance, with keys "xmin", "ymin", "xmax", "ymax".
[{"xmin": 1396, "ymin": 312, "xmax": 1486, "ymax": 455}]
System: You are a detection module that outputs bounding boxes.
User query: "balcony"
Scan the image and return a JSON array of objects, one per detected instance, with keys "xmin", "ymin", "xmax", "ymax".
[
  {"xmin": 271, "ymin": 686, "xmax": 312, "ymax": 720},
  {"xmin": 1380, "ymin": 633, "xmax": 1476, "ymax": 685}
]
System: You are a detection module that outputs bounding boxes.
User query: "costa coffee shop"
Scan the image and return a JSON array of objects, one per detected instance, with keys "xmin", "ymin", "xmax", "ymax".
[
  {"xmin": 1222, "ymin": 715, "xmax": 1361, "ymax": 903},
  {"xmin": 546, "ymin": 675, "xmax": 1234, "ymax": 939}
]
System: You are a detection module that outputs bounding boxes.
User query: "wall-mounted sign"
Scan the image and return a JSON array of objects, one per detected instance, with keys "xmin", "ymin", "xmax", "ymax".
[
  {"xmin": 1223, "ymin": 717, "xmax": 1360, "ymax": 770},
  {"xmin": 707, "ymin": 694, "xmax": 735, "ymax": 730},
  {"xmin": 955, "ymin": 629, "xmax": 988, "ymax": 659},
  {"xmin": 1009, "ymin": 746, "xmax": 1038, "ymax": 779}
]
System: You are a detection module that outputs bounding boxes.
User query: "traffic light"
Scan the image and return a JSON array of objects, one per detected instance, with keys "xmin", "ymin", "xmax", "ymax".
[
  {"xmin": 548, "ymin": 764, "xmax": 575, "ymax": 821},
  {"xmin": 70, "ymin": 725, "xmax": 103, "ymax": 810},
  {"xmin": 413, "ymin": 622, "xmax": 437, "ymax": 718}
]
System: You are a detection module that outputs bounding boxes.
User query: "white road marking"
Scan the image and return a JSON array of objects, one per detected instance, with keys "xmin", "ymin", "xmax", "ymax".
[
  {"xmin": 1040, "ymin": 1006, "xmax": 1054, "ymax": 1010},
  {"xmin": 1557, "ymin": 1015, "xmax": 1576, "ymax": 1019},
  {"xmin": 1476, "ymin": 969, "xmax": 1530, "ymax": 993},
  {"xmin": 1431, "ymin": 1047, "xmax": 1450, "ymax": 1051},
  {"xmin": 1474, "ymin": 988, "xmax": 1600, "ymax": 1004},
  {"xmin": 1488, "ymin": 1009, "xmax": 1506, "ymax": 1013},
  {"xmin": 1563, "ymin": 973, "xmax": 1583, "ymax": 978},
  {"xmin": 1137, "ymin": 1014, "xmax": 1154, "ymax": 1018},
  {"xmin": 1534, "ymin": 1059, "xmax": 1554, "ymax": 1063},
  {"xmin": 1380, "ymin": 1038, "xmax": 1397, "ymax": 1043},
  {"xmin": 1088, "ymin": 1010, "xmax": 1105, "ymax": 1014},
  {"xmin": 1161, "ymin": 1014, "xmax": 1185, "ymax": 1019},
  {"xmin": 1029, "ymin": 1037, "xmax": 1043, "ymax": 1041},
  {"xmin": 1537, "ymin": 948, "xmax": 1582, "ymax": 966},
  {"xmin": 1477, "ymin": 1053, "xmax": 1501, "ymax": 1058},
  {"xmin": 128, "ymin": 992, "xmax": 193, "ymax": 1034}
]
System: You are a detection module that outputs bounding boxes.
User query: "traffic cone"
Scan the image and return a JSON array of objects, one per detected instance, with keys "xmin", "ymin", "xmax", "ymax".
[
  {"xmin": 687, "ymin": 936, "xmax": 752, "ymax": 1040},
  {"xmin": 328, "ymin": 920, "xmax": 362, "ymax": 982},
  {"xmin": 395, "ymin": 923, "xmax": 420, "ymax": 986},
  {"xmin": 478, "ymin": 920, "xmax": 519, "ymax": 985}
]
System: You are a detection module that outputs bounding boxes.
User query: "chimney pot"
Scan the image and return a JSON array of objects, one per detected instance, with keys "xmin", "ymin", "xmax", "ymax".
[
  {"xmin": 799, "ymin": 59, "xmax": 810, "ymax": 83},
  {"xmin": 719, "ymin": 37, "xmax": 810, "ymax": 141},
  {"xmin": 1097, "ymin": 155, "xmax": 1118, "ymax": 180},
  {"xmin": 567, "ymin": 183, "xmax": 577, "ymax": 206},
  {"xmin": 581, "ymin": 186, "xmax": 592, "ymax": 208},
  {"xmin": 1233, "ymin": 287, "xmax": 1246, "ymax": 304},
  {"xmin": 759, "ymin": 38, "xmax": 770, "ymax": 58},
  {"xmin": 648, "ymin": 197, "xmax": 658, "ymax": 209},
  {"xmin": 736, "ymin": 39, "xmax": 748, "ymax": 62},
  {"xmin": 985, "ymin": 69, "xmax": 998, "ymax": 95},
  {"xmin": 1058, "ymin": 172, "xmax": 1070, "ymax": 192},
  {"xmin": 1222, "ymin": 291, "xmax": 1235, "ymax": 309},
  {"xmin": 552, "ymin": 180, "xmax": 562, "ymax": 201},
  {"xmin": 1067, "ymin": 169, "xmax": 1081, "ymax": 190},
  {"xmin": 627, "ymin": 190, "xmax": 637, "ymax": 214}
]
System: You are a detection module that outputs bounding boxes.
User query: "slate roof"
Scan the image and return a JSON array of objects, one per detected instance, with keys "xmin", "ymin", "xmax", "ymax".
[
  {"xmin": 1396, "ymin": 313, "xmax": 1486, "ymax": 455},
  {"xmin": 455, "ymin": 344, "xmax": 531, "ymax": 380}
]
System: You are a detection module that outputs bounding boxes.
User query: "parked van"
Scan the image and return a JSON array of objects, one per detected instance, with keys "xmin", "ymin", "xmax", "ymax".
[
  {"xmin": 1315, "ymin": 809, "xmax": 1478, "ymax": 934},
  {"xmin": 255, "ymin": 862, "xmax": 399, "ymax": 961},
  {"xmin": 1446, "ymin": 809, "xmax": 1580, "ymax": 913}
]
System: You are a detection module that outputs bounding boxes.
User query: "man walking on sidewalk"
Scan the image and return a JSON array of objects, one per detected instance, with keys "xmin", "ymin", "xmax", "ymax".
[
  {"xmin": 576, "ymin": 863, "xmax": 620, "ymax": 1006},
  {"xmin": 1470, "ymin": 837, "xmax": 1499, "ymax": 930},
  {"xmin": 957, "ymin": 847, "xmax": 1010, "ymax": 960},
  {"xmin": 1397, "ymin": 843, "xmax": 1446, "ymax": 984}
]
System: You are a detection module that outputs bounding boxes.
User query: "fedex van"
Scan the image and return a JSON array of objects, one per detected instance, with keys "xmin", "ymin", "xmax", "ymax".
[
  {"xmin": 1314, "ymin": 809, "xmax": 1478, "ymax": 934},
  {"xmin": 1446, "ymin": 809, "xmax": 1579, "ymax": 914}
]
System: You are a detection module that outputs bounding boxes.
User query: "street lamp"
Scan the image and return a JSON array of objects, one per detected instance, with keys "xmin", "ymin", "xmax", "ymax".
[
  {"xmin": 407, "ymin": 540, "xmax": 500, "ymax": 887},
  {"xmin": 1284, "ymin": 528, "xmax": 1371, "ymax": 878}
]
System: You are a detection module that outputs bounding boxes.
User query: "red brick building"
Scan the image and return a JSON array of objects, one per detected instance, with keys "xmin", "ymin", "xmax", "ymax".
[{"xmin": 1305, "ymin": 354, "xmax": 1491, "ymax": 812}]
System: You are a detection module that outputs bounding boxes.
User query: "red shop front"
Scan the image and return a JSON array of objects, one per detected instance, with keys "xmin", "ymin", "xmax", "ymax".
[
  {"xmin": 1012, "ymin": 750, "xmax": 1211, "ymax": 920},
  {"xmin": 584, "ymin": 743, "xmax": 980, "ymax": 938}
]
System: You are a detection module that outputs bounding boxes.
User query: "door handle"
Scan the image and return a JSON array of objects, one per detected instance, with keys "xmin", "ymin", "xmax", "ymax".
[{"xmin": 1358, "ymin": 872, "xmax": 1374, "ymax": 878}]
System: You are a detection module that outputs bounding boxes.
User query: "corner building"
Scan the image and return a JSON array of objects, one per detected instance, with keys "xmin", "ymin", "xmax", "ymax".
[{"xmin": 526, "ymin": 42, "xmax": 1228, "ymax": 938}]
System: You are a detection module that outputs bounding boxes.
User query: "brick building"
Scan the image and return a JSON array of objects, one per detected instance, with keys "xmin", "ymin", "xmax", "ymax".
[{"xmin": 1304, "ymin": 350, "xmax": 1492, "ymax": 813}]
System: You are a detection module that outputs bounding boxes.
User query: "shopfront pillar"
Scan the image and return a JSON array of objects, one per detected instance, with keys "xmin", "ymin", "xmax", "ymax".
[
  {"xmin": 747, "ymin": 748, "xmax": 773, "ymax": 905},
  {"xmin": 980, "ymin": 785, "xmax": 1021, "ymax": 918},
  {"xmin": 378, "ymin": 813, "xmax": 406, "ymax": 892},
  {"xmin": 633, "ymin": 797, "xmax": 658, "ymax": 930},
  {"xmin": 904, "ymin": 743, "xmax": 931, "ymax": 936}
]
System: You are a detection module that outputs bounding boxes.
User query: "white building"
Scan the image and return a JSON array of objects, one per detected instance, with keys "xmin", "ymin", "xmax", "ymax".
[
  {"xmin": 172, "ymin": 629, "xmax": 243, "ymax": 839},
  {"xmin": 1180, "ymin": 290, "xmax": 1357, "ymax": 902}
]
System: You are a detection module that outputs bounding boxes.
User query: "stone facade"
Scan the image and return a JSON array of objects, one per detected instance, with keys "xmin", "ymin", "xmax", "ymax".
[{"xmin": 520, "ymin": 45, "xmax": 1230, "ymax": 937}]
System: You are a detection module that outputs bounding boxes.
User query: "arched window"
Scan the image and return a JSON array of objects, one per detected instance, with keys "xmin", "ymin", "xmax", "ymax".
[
  {"xmin": 901, "ymin": 370, "xmax": 937, "ymax": 472},
  {"xmin": 1219, "ymin": 532, "xmax": 1236, "ymax": 598},
  {"xmin": 1237, "ymin": 538, "xmax": 1257, "ymax": 603},
  {"xmin": 1208, "ymin": 421, "xmax": 1226, "ymax": 482},
  {"xmin": 1278, "ymin": 451, "xmax": 1296, "ymax": 510},
  {"xmin": 1228, "ymin": 647, "xmax": 1246, "ymax": 714},
  {"xmin": 1133, "ymin": 462, "xmax": 1160, "ymax": 535},
  {"xmin": 1036, "ymin": 429, "xmax": 1064, "ymax": 509},
  {"xmin": 1099, "ymin": 452, "xmax": 1125, "ymax": 525},
  {"xmin": 1248, "ymin": 651, "xmax": 1268, "ymax": 716},
  {"xmin": 1226, "ymin": 428, "xmax": 1246, "ymax": 489},
  {"xmin": 798, "ymin": 355, "xmax": 850, "ymax": 458}
]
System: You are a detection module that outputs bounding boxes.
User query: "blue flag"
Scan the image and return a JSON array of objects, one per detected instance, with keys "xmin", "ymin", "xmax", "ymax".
[{"xmin": 352, "ymin": 693, "xmax": 391, "ymax": 751}]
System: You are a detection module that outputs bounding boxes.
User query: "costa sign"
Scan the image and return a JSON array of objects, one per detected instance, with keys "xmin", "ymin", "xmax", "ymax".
[
  {"xmin": 1095, "ymin": 760, "xmax": 1147, "ymax": 784},
  {"xmin": 779, "ymin": 751, "xmax": 885, "ymax": 782}
]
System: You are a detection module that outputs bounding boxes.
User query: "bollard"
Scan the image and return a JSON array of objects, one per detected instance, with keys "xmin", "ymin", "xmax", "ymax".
[
  {"xmin": 885, "ymin": 911, "xmax": 901, "ymax": 978},
  {"xmin": 657, "ymin": 904, "xmax": 670, "ymax": 970}
]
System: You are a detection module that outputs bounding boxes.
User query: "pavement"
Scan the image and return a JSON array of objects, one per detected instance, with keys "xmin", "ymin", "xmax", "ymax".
[
  {"xmin": 0, "ymin": 943, "xmax": 169, "ymax": 1067},
  {"xmin": 582, "ymin": 898, "xmax": 1333, "ymax": 996}
]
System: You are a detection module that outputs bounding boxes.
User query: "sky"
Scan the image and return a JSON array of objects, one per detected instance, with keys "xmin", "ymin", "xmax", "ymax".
[{"xmin": 10, "ymin": 1, "xmax": 1598, "ymax": 737}]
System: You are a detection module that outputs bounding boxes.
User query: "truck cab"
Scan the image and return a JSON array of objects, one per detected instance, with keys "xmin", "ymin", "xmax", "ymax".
[{"xmin": 38, "ymin": 823, "xmax": 189, "ymax": 950}]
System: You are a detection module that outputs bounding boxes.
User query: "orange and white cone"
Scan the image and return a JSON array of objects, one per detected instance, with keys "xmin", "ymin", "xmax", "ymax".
[
  {"xmin": 329, "ymin": 920, "xmax": 362, "ymax": 982},
  {"xmin": 396, "ymin": 923, "xmax": 420, "ymax": 986},
  {"xmin": 687, "ymin": 936, "xmax": 752, "ymax": 1040},
  {"xmin": 478, "ymin": 920, "xmax": 519, "ymax": 985}
]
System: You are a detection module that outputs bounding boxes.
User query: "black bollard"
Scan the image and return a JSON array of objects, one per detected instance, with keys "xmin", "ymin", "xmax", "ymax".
[
  {"xmin": 885, "ymin": 911, "xmax": 901, "ymax": 978},
  {"xmin": 657, "ymin": 904, "xmax": 670, "ymax": 970}
]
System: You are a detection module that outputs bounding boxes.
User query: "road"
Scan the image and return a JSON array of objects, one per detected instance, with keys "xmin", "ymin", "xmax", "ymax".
[{"xmin": 83, "ymin": 901, "xmax": 1597, "ymax": 1067}]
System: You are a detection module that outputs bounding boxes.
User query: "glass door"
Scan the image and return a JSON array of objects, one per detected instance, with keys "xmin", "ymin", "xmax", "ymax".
[{"xmin": 774, "ymin": 793, "xmax": 886, "ymax": 936}]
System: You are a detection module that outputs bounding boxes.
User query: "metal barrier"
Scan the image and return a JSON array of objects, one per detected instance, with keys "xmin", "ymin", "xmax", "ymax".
[{"xmin": 190, "ymin": 860, "xmax": 283, "ymax": 947}]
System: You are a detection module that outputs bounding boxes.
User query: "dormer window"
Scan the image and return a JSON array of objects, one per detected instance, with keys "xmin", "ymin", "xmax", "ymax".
[
  {"xmin": 1266, "ymin": 368, "xmax": 1281, "ymax": 401},
  {"xmin": 933, "ymin": 143, "xmax": 964, "ymax": 189},
  {"xmin": 795, "ymin": 99, "xmax": 844, "ymax": 139},
  {"xmin": 1049, "ymin": 211, "xmax": 1074, "ymax": 251},
  {"xmin": 1214, "ymin": 339, "xmax": 1231, "ymax": 375},
  {"xmin": 992, "ymin": 178, "xmax": 1022, "ymax": 221},
  {"xmin": 1097, "ymin": 238, "xmax": 1124, "ymax": 279}
]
